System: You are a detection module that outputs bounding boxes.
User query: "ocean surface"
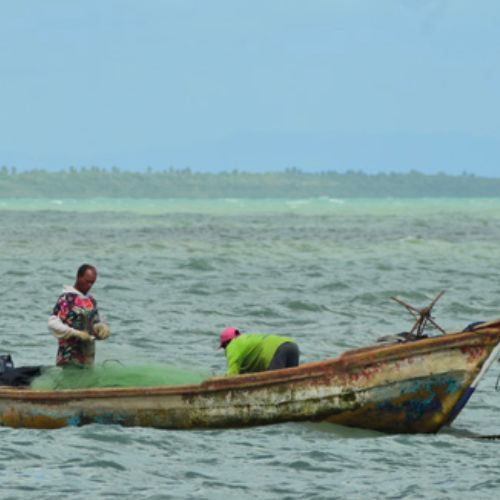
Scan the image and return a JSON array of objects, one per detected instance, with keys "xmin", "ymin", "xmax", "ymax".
[{"xmin": 2, "ymin": 197, "xmax": 500, "ymax": 499}]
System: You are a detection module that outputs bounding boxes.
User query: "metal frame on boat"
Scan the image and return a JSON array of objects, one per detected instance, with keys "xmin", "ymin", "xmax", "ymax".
[{"xmin": 1, "ymin": 320, "xmax": 500, "ymax": 433}]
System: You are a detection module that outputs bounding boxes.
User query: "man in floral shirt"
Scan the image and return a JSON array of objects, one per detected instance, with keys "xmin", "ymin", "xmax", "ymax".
[{"xmin": 48, "ymin": 264, "xmax": 110, "ymax": 367}]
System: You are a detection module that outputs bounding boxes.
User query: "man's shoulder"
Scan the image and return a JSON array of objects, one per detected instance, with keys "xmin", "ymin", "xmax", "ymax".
[
  {"xmin": 55, "ymin": 291, "xmax": 96, "ymax": 305},
  {"xmin": 56, "ymin": 289, "xmax": 95, "ymax": 300},
  {"xmin": 235, "ymin": 333, "xmax": 266, "ymax": 346},
  {"xmin": 264, "ymin": 334, "xmax": 293, "ymax": 345}
]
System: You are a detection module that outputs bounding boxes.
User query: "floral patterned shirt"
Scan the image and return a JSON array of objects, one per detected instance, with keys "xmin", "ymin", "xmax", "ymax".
[{"xmin": 52, "ymin": 290, "xmax": 101, "ymax": 366}]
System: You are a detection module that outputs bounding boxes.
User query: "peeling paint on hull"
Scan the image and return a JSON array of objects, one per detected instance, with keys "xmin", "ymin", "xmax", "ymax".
[{"xmin": 1, "ymin": 322, "xmax": 500, "ymax": 433}]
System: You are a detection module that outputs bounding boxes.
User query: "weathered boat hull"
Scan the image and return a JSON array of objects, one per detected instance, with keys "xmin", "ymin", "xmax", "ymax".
[{"xmin": 1, "ymin": 322, "xmax": 500, "ymax": 433}]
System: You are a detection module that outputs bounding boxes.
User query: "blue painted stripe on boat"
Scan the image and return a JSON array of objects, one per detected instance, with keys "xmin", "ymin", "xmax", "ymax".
[
  {"xmin": 68, "ymin": 415, "xmax": 81, "ymax": 427},
  {"xmin": 447, "ymin": 387, "xmax": 475, "ymax": 424},
  {"xmin": 447, "ymin": 342, "xmax": 500, "ymax": 425}
]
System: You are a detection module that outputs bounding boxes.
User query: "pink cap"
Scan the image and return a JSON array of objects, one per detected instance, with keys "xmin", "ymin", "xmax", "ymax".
[{"xmin": 219, "ymin": 327, "xmax": 240, "ymax": 348}]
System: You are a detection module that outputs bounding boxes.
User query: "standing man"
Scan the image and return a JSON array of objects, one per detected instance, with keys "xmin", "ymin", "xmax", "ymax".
[
  {"xmin": 48, "ymin": 264, "xmax": 110, "ymax": 367},
  {"xmin": 219, "ymin": 327, "xmax": 300, "ymax": 376}
]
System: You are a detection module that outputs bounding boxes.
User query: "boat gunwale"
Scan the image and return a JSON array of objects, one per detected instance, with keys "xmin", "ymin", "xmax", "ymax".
[{"xmin": 0, "ymin": 327, "xmax": 499, "ymax": 402}]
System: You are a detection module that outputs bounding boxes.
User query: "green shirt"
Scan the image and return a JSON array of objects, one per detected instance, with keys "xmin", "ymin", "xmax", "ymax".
[{"xmin": 224, "ymin": 334, "xmax": 294, "ymax": 376}]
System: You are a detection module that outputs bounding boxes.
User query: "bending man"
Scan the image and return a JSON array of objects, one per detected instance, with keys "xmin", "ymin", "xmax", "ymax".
[
  {"xmin": 219, "ymin": 327, "xmax": 299, "ymax": 376},
  {"xmin": 48, "ymin": 264, "xmax": 110, "ymax": 367}
]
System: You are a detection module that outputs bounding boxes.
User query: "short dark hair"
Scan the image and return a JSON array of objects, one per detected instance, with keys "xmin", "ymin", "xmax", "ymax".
[{"xmin": 77, "ymin": 264, "xmax": 97, "ymax": 278}]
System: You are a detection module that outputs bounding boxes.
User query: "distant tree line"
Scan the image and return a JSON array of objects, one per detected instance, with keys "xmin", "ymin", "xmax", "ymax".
[{"xmin": 0, "ymin": 166, "xmax": 499, "ymax": 198}]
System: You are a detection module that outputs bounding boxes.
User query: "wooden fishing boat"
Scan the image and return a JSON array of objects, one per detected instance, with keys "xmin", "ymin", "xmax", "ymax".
[{"xmin": 1, "ymin": 319, "xmax": 500, "ymax": 433}]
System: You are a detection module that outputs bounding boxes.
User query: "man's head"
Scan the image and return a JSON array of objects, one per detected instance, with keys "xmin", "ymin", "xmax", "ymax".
[
  {"xmin": 219, "ymin": 327, "xmax": 240, "ymax": 349},
  {"xmin": 75, "ymin": 264, "xmax": 97, "ymax": 295}
]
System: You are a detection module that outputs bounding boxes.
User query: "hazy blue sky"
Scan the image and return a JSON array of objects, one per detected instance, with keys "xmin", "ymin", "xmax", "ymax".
[{"xmin": 1, "ymin": 1, "xmax": 499, "ymax": 175}]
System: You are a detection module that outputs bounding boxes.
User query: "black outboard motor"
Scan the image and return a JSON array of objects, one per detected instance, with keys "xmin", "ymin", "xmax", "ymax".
[
  {"xmin": 0, "ymin": 354, "xmax": 42, "ymax": 387},
  {"xmin": 0, "ymin": 354, "xmax": 14, "ymax": 374}
]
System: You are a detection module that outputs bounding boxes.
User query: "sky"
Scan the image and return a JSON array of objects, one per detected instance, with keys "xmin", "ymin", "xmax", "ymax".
[{"xmin": 0, "ymin": 0, "xmax": 499, "ymax": 176}]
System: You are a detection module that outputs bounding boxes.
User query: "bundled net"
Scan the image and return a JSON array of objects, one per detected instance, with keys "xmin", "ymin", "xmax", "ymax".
[{"xmin": 30, "ymin": 362, "xmax": 208, "ymax": 390}]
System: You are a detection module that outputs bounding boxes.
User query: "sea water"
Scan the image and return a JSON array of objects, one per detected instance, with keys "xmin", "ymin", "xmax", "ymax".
[{"xmin": 1, "ymin": 197, "xmax": 500, "ymax": 499}]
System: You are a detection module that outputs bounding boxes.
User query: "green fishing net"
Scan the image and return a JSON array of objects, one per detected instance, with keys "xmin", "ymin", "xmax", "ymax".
[{"xmin": 30, "ymin": 362, "xmax": 209, "ymax": 390}]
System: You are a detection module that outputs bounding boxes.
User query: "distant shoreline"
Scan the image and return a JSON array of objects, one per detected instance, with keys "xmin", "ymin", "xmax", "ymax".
[{"xmin": 1, "ymin": 168, "xmax": 499, "ymax": 198}]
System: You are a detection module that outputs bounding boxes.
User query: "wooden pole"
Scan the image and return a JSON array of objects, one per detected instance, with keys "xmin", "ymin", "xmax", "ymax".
[{"xmin": 390, "ymin": 291, "xmax": 446, "ymax": 337}]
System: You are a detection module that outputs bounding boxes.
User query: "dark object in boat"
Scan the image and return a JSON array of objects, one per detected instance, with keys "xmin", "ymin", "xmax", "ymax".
[
  {"xmin": 463, "ymin": 321, "xmax": 486, "ymax": 332},
  {"xmin": 376, "ymin": 331, "xmax": 428, "ymax": 344},
  {"xmin": 0, "ymin": 354, "xmax": 14, "ymax": 374},
  {"xmin": 0, "ymin": 354, "xmax": 42, "ymax": 387}
]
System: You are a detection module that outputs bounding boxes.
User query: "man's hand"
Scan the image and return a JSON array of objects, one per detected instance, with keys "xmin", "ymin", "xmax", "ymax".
[
  {"xmin": 93, "ymin": 323, "xmax": 110, "ymax": 340},
  {"xmin": 70, "ymin": 329, "xmax": 93, "ymax": 342}
]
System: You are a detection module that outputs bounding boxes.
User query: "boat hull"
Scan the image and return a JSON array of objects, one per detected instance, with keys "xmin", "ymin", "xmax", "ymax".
[{"xmin": 1, "ymin": 325, "xmax": 500, "ymax": 433}]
